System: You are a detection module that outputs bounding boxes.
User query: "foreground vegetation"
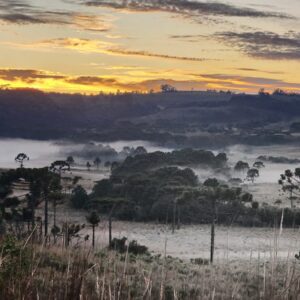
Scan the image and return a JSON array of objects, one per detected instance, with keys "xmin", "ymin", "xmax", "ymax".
[
  {"xmin": 1, "ymin": 234, "xmax": 300, "ymax": 300},
  {"xmin": 1, "ymin": 148, "xmax": 300, "ymax": 298}
]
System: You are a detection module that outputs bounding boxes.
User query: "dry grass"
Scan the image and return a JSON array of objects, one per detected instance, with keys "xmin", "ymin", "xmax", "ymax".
[{"xmin": 1, "ymin": 234, "xmax": 300, "ymax": 300}]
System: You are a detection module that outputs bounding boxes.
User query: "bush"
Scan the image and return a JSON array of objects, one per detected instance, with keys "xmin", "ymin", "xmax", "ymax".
[
  {"xmin": 128, "ymin": 240, "xmax": 149, "ymax": 255},
  {"xmin": 0, "ymin": 236, "xmax": 31, "ymax": 290},
  {"xmin": 3, "ymin": 197, "xmax": 20, "ymax": 207},
  {"xmin": 109, "ymin": 237, "xmax": 149, "ymax": 255},
  {"xmin": 109, "ymin": 237, "xmax": 127, "ymax": 252},
  {"xmin": 191, "ymin": 258, "xmax": 209, "ymax": 265}
]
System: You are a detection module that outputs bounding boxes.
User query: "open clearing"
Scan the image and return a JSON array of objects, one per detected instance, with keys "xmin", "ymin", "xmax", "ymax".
[{"xmin": 3, "ymin": 138, "xmax": 300, "ymax": 262}]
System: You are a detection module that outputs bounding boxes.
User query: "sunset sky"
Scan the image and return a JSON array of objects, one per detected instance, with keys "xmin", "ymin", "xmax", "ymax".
[{"xmin": 0, "ymin": 0, "xmax": 299, "ymax": 94}]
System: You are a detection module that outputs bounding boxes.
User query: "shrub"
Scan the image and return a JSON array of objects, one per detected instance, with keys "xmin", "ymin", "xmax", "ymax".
[
  {"xmin": 109, "ymin": 237, "xmax": 149, "ymax": 255},
  {"xmin": 0, "ymin": 236, "xmax": 31, "ymax": 290},
  {"xmin": 191, "ymin": 258, "xmax": 210, "ymax": 265},
  {"xmin": 109, "ymin": 237, "xmax": 127, "ymax": 252},
  {"xmin": 128, "ymin": 240, "xmax": 149, "ymax": 255}
]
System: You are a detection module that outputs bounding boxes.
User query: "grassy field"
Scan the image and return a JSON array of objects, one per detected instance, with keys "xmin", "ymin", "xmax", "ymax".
[
  {"xmin": 2, "ymin": 140, "xmax": 300, "ymax": 299},
  {"xmin": 1, "ymin": 233, "xmax": 300, "ymax": 300}
]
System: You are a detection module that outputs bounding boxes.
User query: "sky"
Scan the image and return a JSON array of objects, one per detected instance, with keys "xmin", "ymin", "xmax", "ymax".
[{"xmin": 0, "ymin": 0, "xmax": 299, "ymax": 94}]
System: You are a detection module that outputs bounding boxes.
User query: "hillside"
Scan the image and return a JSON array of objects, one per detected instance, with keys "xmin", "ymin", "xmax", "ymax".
[{"xmin": 0, "ymin": 89, "xmax": 300, "ymax": 147}]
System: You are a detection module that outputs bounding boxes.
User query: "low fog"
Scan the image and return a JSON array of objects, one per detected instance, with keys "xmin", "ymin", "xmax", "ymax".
[{"xmin": 0, "ymin": 139, "xmax": 299, "ymax": 186}]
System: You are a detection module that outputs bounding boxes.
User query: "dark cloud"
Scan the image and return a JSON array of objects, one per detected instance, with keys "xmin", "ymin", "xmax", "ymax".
[
  {"xmin": 0, "ymin": 0, "xmax": 32, "ymax": 10},
  {"xmin": 216, "ymin": 31, "xmax": 300, "ymax": 60},
  {"xmin": 71, "ymin": 13, "xmax": 110, "ymax": 32},
  {"xmin": 83, "ymin": 0, "xmax": 291, "ymax": 19},
  {"xmin": 0, "ymin": 69, "xmax": 121, "ymax": 88},
  {"xmin": 0, "ymin": 69, "xmax": 66, "ymax": 83},
  {"xmin": 66, "ymin": 76, "xmax": 118, "ymax": 86},
  {"xmin": 0, "ymin": 0, "xmax": 109, "ymax": 31},
  {"xmin": 108, "ymin": 47, "xmax": 205, "ymax": 61},
  {"xmin": 0, "ymin": 69, "xmax": 126, "ymax": 89},
  {"xmin": 236, "ymin": 68, "xmax": 284, "ymax": 75},
  {"xmin": 169, "ymin": 34, "xmax": 207, "ymax": 43},
  {"xmin": 0, "ymin": 0, "xmax": 60, "ymax": 24},
  {"xmin": 31, "ymin": 37, "xmax": 207, "ymax": 62},
  {"xmin": 0, "ymin": 13, "xmax": 46, "ymax": 24},
  {"xmin": 197, "ymin": 73, "xmax": 300, "ymax": 89},
  {"xmin": 170, "ymin": 34, "xmax": 205, "ymax": 39}
]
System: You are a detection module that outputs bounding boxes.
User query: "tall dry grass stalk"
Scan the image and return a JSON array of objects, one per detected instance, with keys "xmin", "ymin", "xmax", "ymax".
[{"xmin": 0, "ymin": 232, "xmax": 300, "ymax": 300}]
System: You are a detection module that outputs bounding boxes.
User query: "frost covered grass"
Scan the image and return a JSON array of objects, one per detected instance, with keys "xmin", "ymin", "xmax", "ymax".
[{"xmin": 1, "ymin": 233, "xmax": 300, "ymax": 300}]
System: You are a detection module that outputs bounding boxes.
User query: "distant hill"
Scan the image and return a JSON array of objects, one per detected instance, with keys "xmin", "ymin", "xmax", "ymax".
[{"xmin": 0, "ymin": 89, "xmax": 300, "ymax": 147}]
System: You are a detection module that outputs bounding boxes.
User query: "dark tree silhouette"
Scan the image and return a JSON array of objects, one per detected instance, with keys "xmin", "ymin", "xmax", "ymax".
[
  {"xmin": 71, "ymin": 186, "xmax": 88, "ymax": 209},
  {"xmin": 278, "ymin": 169, "xmax": 300, "ymax": 209},
  {"xmin": 258, "ymin": 88, "xmax": 269, "ymax": 96},
  {"xmin": 204, "ymin": 178, "xmax": 219, "ymax": 264},
  {"xmin": 41, "ymin": 172, "xmax": 61, "ymax": 237},
  {"xmin": 111, "ymin": 161, "xmax": 120, "ymax": 172},
  {"xmin": 49, "ymin": 161, "xmax": 70, "ymax": 228},
  {"xmin": 86, "ymin": 211, "xmax": 100, "ymax": 248},
  {"xmin": 273, "ymin": 88, "xmax": 287, "ymax": 96},
  {"xmin": 15, "ymin": 153, "xmax": 29, "ymax": 168},
  {"xmin": 66, "ymin": 156, "xmax": 75, "ymax": 166},
  {"xmin": 172, "ymin": 198, "xmax": 178, "ymax": 234},
  {"xmin": 161, "ymin": 84, "xmax": 177, "ymax": 93},
  {"xmin": 0, "ymin": 167, "xmax": 59, "ymax": 236},
  {"xmin": 93, "ymin": 157, "xmax": 101, "ymax": 169},
  {"xmin": 62, "ymin": 223, "xmax": 84, "ymax": 248},
  {"xmin": 86, "ymin": 162, "xmax": 91, "ymax": 171},
  {"xmin": 104, "ymin": 161, "xmax": 111, "ymax": 168},
  {"xmin": 133, "ymin": 146, "xmax": 147, "ymax": 156},
  {"xmin": 28, "ymin": 179, "xmax": 42, "ymax": 230},
  {"xmin": 253, "ymin": 161, "xmax": 265, "ymax": 169},
  {"xmin": 89, "ymin": 197, "xmax": 126, "ymax": 246},
  {"xmin": 246, "ymin": 168, "xmax": 259, "ymax": 183},
  {"xmin": 278, "ymin": 168, "xmax": 300, "ymax": 229},
  {"xmin": 0, "ymin": 185, "xmax": 12, "ymax": 199},
  {"xmin": 234, "ymin": 161, "xmax": 250, "ymax": 173},
  {"xmin": 203, "ymin": 178, "xmax": 252, "ymax": 263},
  {"xmin": 49, "ymin": 161, "xmax": 71, "ymax": 175}
]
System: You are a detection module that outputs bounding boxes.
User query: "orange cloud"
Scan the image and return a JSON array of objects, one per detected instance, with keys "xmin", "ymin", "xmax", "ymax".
[
  {"xmin": 0, "ymin": 69, "xmax": 66, "ymax": 82},
  {"xmin": 1, "ymin": 68, "xmax": 300, "ymax": 94},
  {"xmin": 33, "ymin": 38, "xmax": 113, "ymax": 53},
  {"xmin": 66, "ymin": 76, "xmax": 119, "ymax": 86}
]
